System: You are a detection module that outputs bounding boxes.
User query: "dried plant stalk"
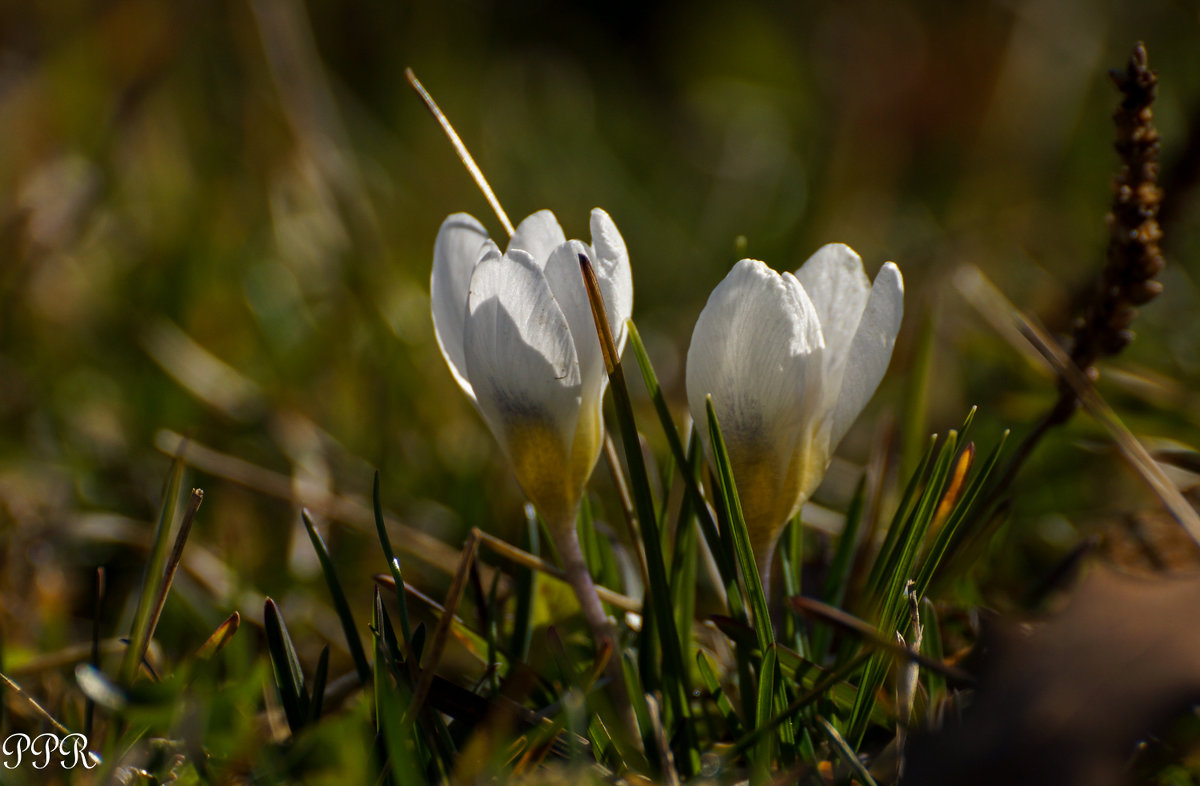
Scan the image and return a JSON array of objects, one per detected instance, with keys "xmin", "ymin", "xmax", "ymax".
[{"xmin": 1070, "ymin": 41, "xmax": 1164, "ymax": 373}]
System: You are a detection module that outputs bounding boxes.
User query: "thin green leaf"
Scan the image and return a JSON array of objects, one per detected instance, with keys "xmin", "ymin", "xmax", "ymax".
[
  {"xmin": 310, "ymin": 645, "xmax": 329, "ymax": 723},
  {"xmin": 917, "ymin": 430, "xmax": 1011, "ymax": 594},
  {"xmin": 848, "ymin": 422, "xmax": 974, "ymax": 744},
  {"xmin": 704, "ymin": 398, "xmax": 772, "ymax": 653},
  {"xmin": 374, "ymin": 471, "xmax": 412, "ymax": 647},
  {"xmin": 706, "ymin": 398, "xmax": 796, "ymax": 762},
  {"xmin": 301, "ymin": 509, "xmax": 371, "ymax": 684},
  {"xmin": 119, "ymin": 452, "xmax": 185, "ymax": 685},
  {"xmin": 754, "ymin": 645, "xmax": 779, "ymax": 779},
  {"xmin": 778, "ymin": 515, "xmax": 807, "ymax": 657},
  {"xmin": 819, "ymin": 715, "xmax": 879, "ymax": 786},
  {"xmin": 725, "ymin": 650, "xmax": 873, "ymax": 761},
  {"xmin": 263, "ymin": 597, "xmax": 309, "ymax": 734},
  {"xmin": 627, "ymin": 321, "xmax": 740, "ymax": 595},
  {"xmin": 578, "ymin": 257, "xmax": 696, "ymax": 773},
  {"xmin": 697, "ymin": 651, "xmax": 744, "ymax": 737},
  {"xmin": 372, "ymin": 603, "xmax": 426, "ymax": 786}
]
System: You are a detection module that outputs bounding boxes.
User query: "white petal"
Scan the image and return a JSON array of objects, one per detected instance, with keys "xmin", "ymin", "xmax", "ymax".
[
  {"xmin": 589, "ymin": 208, "xmax": 634, "ymax": 353},
  {"xmin": 431, "ymin": 213, "xmax": 492, "ymax": 400},
  {"xmin": 794, "ymin": 243, "xmax": 872, "ymax": 375},
  {"xmin": 543, "ymin": 239, "xmax": 605, "ymax": 409},
  {"xmin": 686, "ymin": 259, "xmax": 826, "ymax": 541},
  {"xmin": 464, "ymin": 249, "xmax": 583, "ymax": 475},
  {"xmin": 829, "ymin": 261, "xmax": 904, "ymax": 447},
  {"xmin": 509, "ymin": 210, "xmax": 566, "ymax": 267},
  {"xmin": 543, "ymin": 240, "xmax": 612, "ymax": 499}
]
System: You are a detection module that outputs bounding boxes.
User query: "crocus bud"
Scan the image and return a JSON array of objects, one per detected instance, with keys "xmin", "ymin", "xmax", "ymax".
[
  {"xmin": 686, "ymin": 244, "xmax": 903, "ymax": 583},
  {"xmin": 431, "ymin": 208, "xmax": 633, "ymax": 530}
]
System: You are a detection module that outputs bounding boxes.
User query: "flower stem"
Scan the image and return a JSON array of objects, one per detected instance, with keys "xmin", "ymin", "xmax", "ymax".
[{"xmin": 548, "ymin": 520, "xmax": 641, "ymax": 750}]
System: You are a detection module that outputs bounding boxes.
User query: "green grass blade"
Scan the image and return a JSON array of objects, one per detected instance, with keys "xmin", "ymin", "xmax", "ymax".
[
  {"xmin": 704, "ymin": 398, "xmax": 772, "ymax": 653},
  {"xmin": 697, "ymin": 650, "xmax": 744, "ymax": 737},
  {"xmin": 725, "ymin": 649, "xmax": 872, "ymax": 760},
  {"xmin": 309, "ymin": 644, "xmax": 329, "ymax": 723},
  {"xmin": 263, "ymin": 597, "xmax": 309, "ymax": 734},
  {"xmin": 627, "ymin": 320, "xmax": 740, "ymax": 593},
  {"xmin": 848, "ymin": 426, "xmax": 967, "ymax": 744},
  {"xmin": 753, "ymin": 644, "xmax": 779, "ymax": 781},
  {"xmin": 119, "ymin": 451, "xmax": 185, "ymax": 685},
  {"xmin": 862, "ymin": 434, "xmax": 937, "ymax": 605},
  {"xmin": 917, "ymin": 430, "xmax": 1011, "ymax": 594},
  {"xmin": 579, "ymin": 259, "xmax": 697, "ymax": 774},
  {"xmin": 819, "ymin": 715, "xmax": 879, "ymax": 786},
  {"xmin": 301, "ymin": 509, "xmax": 371, "ymax": 684},
  {"xmin": 373, "ymin": 471, "xmax": 412, "ymax": 646},
  {"xmin": 705, "ymin": 398, "xmax": 797, "ymax": 761},
  {"xmin": 778, "ymin": 516, "xmax": 807, "ymax": 657},
  {"xmin": 372, "ymin": 603, "xmax": 426, "ymax": 786}
]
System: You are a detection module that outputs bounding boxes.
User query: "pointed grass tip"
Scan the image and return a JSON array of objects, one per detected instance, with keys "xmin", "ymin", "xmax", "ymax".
[{"xmin": 578, "ymin": 252, "xmax": 620, "ymax": 374}]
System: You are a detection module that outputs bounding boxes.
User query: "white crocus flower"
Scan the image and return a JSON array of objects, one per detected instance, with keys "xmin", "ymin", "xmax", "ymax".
[
  {"xmin": 686, "ymin": 244, "xmax": 903, "ymax": 584},
  {"xmin": 431, "ymin": 208, "xmax": 633, "ymax": 532}
]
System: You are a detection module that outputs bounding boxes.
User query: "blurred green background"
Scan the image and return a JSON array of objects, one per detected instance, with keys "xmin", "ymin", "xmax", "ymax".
[{"xmin": 2, "ymin": 0, "xmax": 1200, "ymax": 675}]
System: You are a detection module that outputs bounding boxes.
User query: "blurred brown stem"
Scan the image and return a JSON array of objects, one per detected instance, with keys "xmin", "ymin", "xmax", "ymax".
[{"xmin": 980, "ymin": 42, "xmax": 1164, "ymax": 511}]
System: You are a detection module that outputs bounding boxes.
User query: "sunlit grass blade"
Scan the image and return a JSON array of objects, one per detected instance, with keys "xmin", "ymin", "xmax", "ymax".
[
  {"xmin": 778, "ymin": 516, "xmax": 807, "ymax": 657},
  {"xmin": 620, "ymin": 651, "xmax": 658, "ymax": 769},
  {"xmin": 725, "ymin": 649, "xmax": 872, "ymax": 761},
  {"xmin": 697, "ymin": 650, "xmax": 744, "ymax": 737},
  {"xmin": 301, "ymin": 508, "xmax": 371, "ymax": 684},
  {"xmin": 578, "ymin": 494, "xmax": 621, "ymax": 591},
  {"xmin": 119, "ymin": 453, "xmax": 186, "ymax": 685},
  {"xmin": 704, "ymin": 398, "xmax": 771, "ymax": 651},
  {"xmin": 373, "ymin": 471, "xmax": 413, "ymax": 647},
  {"xmin": 918, "ymin": 430, "xmax": 1010, "ymax": 593},
  {"xmin": 195, "ymin": 612, "xmax": 241, "ymax": 660},
  {"xmin": 842, "ymin": 421, "xmax": 980, "ymax": 743},
  {"xmin": 627, "ymin": 320, "xmax": 740, "ymax": 594},
  {"xmin": 772, "ymin": 645, "xmax": 888, "ymax": 726},
  {"xmin": 144, "ymin": 488, "xmax": 204, "ymax": 651},
  {"xmin": 263, "ymin": 597, "xmax": 310, "ymax": 734},
  {"xmin": 705, "ymin": 397, "xmax": 797, "ymax": 762},
  {"xmin": 819, "ymin": 714, "xmax": 879, "ymax": 786},
  {"xmin": 753, "ymin": 644, "xmax": 779, "ymax": 780},
  {"xmin": 579, "ymin": 256, "xmax": 697, "ymax": 772},
  {"xmin": 861, "ymin": 434, "xmax": 937, "ymax": 606}
]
